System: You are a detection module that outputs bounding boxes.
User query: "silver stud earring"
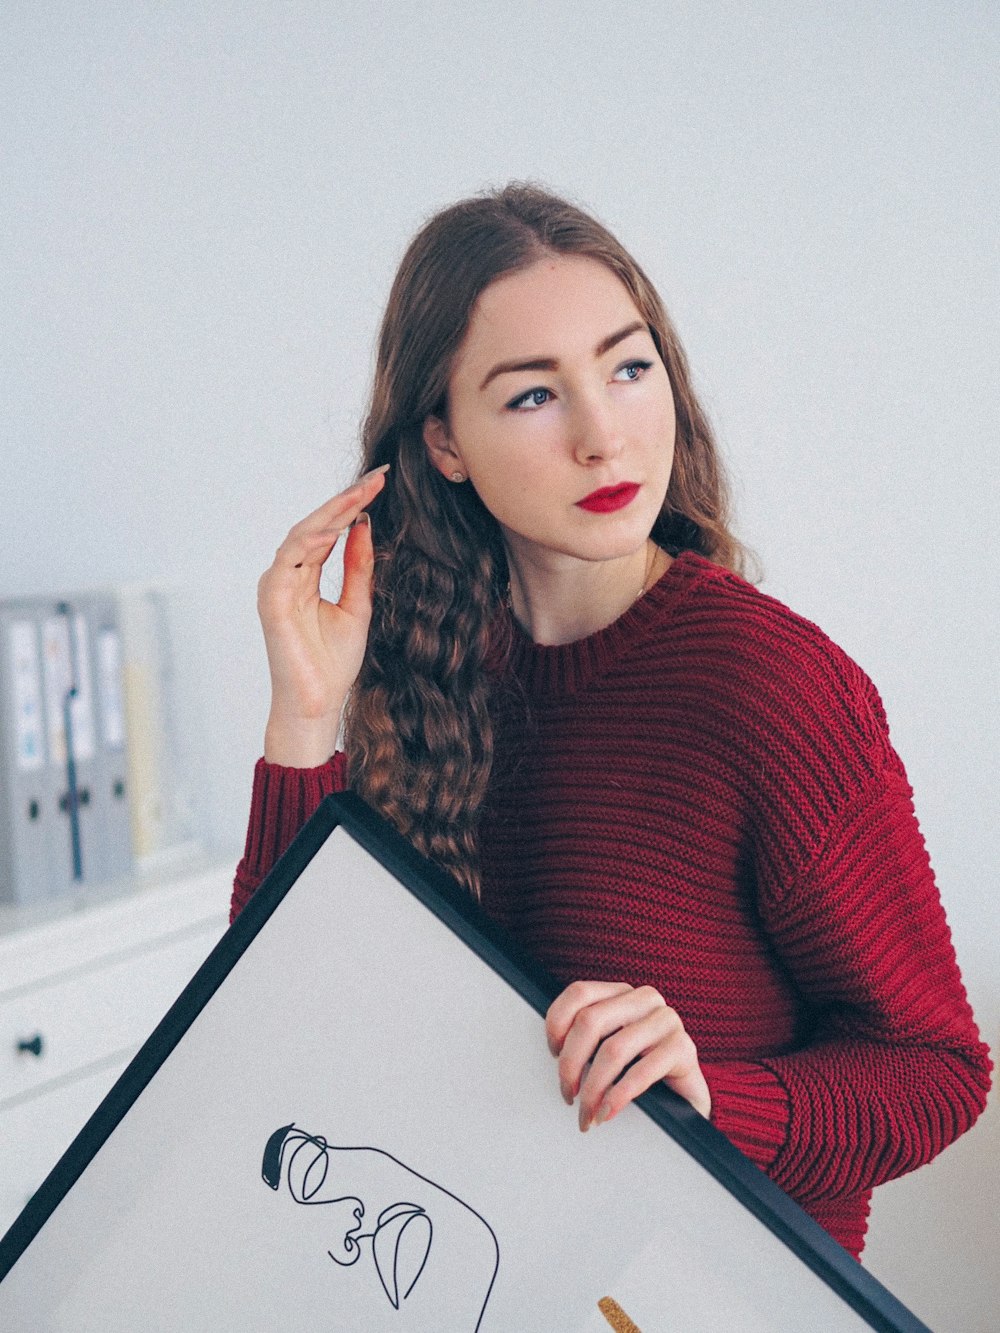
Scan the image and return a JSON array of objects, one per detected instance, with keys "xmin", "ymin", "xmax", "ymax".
[{"xmin": 450, "ymin": 471, "xmax": 466, "ymax": 483}]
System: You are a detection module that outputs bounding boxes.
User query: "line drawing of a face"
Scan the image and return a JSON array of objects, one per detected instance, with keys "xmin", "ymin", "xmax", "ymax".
[{"xmin": 262, "ymin": 1122, "xmax": 499, "ymax": 1330}]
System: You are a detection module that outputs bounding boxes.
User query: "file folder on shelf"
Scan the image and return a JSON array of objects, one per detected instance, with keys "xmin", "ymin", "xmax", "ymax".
[
  {"xmin": 40, "ymin": 603, "xmax": 99, "ymax": 896},
  {"xmin": 86, "ymin": 595, "xmax": 133, "ymax": 886},
  {"xmin": 0, "ymin": 605, "xmax": 57, "ymax": 907},
  {"xmin": 0, "ymin": 594, "xmax": 135, "ymax": 907}
]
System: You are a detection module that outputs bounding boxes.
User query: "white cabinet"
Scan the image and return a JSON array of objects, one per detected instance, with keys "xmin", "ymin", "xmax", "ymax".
[{"xmin": 0, "ymin": 865, "xmax": 232, "ymax": 1236}]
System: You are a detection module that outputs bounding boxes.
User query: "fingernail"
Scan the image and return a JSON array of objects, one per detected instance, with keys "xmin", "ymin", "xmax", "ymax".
[
  {"xmin": 352, "ymin": 511, "xmax": 371, "ymax": 528},
  {"xmin": 579, "ymin": 1108, "xmax": 590, "ymax": 1133},
  {"xmin": 595, "ymin": 1101, "xmax": 613, "ymax": 1126},
  {"xmin": 560, "ymin": 1082, "xmax": 572, "ymax": 1106},
  {"xmin": 360, "ymin": 463, "xmax": 390, "ymax": 482}
]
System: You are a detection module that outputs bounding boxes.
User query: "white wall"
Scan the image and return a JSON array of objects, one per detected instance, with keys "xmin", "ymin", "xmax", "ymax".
[{"xmin": 3, "ymin": 3, "xmax": 997, "ymax": 1325}]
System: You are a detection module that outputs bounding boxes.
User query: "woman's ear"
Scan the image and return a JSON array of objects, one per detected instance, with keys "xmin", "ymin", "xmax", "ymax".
[{"xmin": 423, "ymin": 415, "xmax": 465, "ymax": 481}]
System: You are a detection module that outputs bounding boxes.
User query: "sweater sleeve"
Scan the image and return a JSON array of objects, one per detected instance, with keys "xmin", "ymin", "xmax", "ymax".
[
  {"xmin": 703, "ymin": 765, "xmax": 992, "ymax": 1204},
  {"xmin": 229, "ymin": 753, "xmax": 348, "ymax": 923}
]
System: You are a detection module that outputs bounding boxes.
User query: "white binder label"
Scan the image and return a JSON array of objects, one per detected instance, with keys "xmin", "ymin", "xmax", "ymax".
[
  {"xmin": 9, "ymin": 620, "xmax": 46, "ymax": 772},
  {"xmin": 42, "ymin": 617, "xmax": 71, "ymax": 766},
  {"xmin": 97, "ymin": 627, "xmax": 126, "ymax": 749},
  {"xmin": 41, "ymin": 614, "xmax": 97, "ymax": 765},
  {"xmin": 71, "ymin": 613, "xmax": 96, "ymax": 761}
]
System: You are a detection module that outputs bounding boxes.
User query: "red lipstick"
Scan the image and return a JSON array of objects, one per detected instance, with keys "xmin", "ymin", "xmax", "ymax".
[{"xmin": 576, "ymin": 482, "xmax": 641, "ymax": 513}]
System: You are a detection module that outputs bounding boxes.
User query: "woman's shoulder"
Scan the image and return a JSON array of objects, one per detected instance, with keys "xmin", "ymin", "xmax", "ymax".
[
  {"xmin": 661, "ymin": 551, "xmax": 893, "ymax": 756},
  {"xmin": 667, "ymin": 550, "xmax": 872, "ymax": 678}
]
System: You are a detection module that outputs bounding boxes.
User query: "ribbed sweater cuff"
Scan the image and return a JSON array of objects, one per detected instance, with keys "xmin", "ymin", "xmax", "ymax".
[
  {"xmin": 240, "ymin": 753, "xmax": 348, "ymax": 879},
  {"xmin": 703, "ymin": 1060, "xmax": 791, "ymax": 1173}
]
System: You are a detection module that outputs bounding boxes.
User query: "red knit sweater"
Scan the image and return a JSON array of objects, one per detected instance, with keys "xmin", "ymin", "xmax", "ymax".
[{"xmin": 232, "ymin": 550, "xmax": 991, "ymax": 1260}]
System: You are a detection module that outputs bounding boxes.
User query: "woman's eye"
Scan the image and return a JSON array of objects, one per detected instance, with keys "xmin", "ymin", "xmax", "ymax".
[
  {"xmin": 614, "ymin": 359, "xmax": 653, "ymax": 382},
  {"xmin": 507, "ymin": 387, "xmax": 552, "ymax": 411}
]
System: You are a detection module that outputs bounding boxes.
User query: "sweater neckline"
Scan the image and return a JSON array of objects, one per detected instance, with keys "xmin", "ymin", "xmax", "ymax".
[{"xmin": 502, "ymin": 548, "xmax": 708, "ymax": 696}]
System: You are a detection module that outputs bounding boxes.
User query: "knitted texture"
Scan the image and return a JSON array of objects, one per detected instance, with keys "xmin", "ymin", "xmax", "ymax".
[{"xmin": 231, "ymin": 551, "xmax": 991, "ymax": 1259}]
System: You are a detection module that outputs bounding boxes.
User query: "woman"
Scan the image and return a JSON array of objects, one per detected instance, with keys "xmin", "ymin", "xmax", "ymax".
[{"xmin": 232, "ymin": 183, "xmax": 991, "ymax": 1261}]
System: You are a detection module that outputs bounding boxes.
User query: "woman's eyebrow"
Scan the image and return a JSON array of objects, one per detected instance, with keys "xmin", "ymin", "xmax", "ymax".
[{"xmin": 478, "ymin": 320, "xmax": 647, "ymax": 391}]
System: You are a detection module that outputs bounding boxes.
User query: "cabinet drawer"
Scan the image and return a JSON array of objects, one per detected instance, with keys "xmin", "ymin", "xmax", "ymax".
[
  {"xmin": 1, "ymin": 920, "xmax": 225, "ymax": 1103},
  {"xmin": 0, "ymin": 1060, "xmax": 126, "ymax": 1240}
]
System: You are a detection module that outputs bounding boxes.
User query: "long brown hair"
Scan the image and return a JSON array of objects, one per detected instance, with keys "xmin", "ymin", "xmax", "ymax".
[{"xmin": 344, "ymin": 183, "xmax": 750, "ymax": 895}]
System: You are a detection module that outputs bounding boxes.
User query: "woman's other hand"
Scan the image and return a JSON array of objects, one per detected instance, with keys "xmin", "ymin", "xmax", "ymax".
[
  {"xmin": 545, "ymin": 980, "xmax": 712, "ymax": 1129},
  {"xmin": 257, "ymin": 466, "xmax": 389, "ymax": 767}
]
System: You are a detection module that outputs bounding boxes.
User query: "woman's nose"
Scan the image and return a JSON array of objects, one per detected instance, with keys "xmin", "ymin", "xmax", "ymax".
[{"xmin": 570, "ymin": 394, "xmax": 625, "ymax": 464}]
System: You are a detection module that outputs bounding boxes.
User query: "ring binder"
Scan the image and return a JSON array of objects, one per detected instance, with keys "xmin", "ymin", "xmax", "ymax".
[{"xmin": 0, "ymin": 593, "xmax": 135, "ymax": 906}]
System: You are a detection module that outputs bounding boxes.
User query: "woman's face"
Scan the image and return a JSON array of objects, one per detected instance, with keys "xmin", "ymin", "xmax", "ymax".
[{"xmin": 423, "ymin": 254, "xmax": 676, "ymax": 574}]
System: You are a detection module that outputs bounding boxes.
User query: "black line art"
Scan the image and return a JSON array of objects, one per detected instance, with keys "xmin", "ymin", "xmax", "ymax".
[{"xmin": 262, "ymin": 1122, "xmax": 499, "ymax": 1329}]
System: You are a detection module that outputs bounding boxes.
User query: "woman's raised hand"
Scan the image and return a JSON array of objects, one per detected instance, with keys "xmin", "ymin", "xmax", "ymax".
[
  {"xmin": 257, "ymin": 466, "xmax": 389, "ymax": 767},
  {"xmin": 545, "ymin": 981, "xmax": 712, "ymax": 1130}
]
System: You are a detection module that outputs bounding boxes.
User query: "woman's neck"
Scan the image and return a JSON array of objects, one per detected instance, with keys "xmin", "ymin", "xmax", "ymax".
[{"xmin": 506, "ymin": 540, "xmax": 671, "ymax": 646}]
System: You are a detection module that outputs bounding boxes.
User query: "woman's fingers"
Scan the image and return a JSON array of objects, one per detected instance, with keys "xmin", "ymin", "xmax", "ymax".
[
  {"xmin": 272, "ymin": 466, "xmax": 389, "ymax": 573},
  {"xmin": 334, "ymin": 513, "xmax": 376, "ymax": 623},
  {"xmin": 552, "ymin": 984, "xmax": 665, "ymax": 1102},
  {"xmin": 546, "ymin": 980, "xmax": 712, "ymax": 1129},
  {"xmin": 258, "ymin": 468, "xmax": 388, "ymax": 620},
  {"xmin": 577, "ymin": 1009, "xmax": 708, "ymax": 1129},
  {"xmin": 303, "ymin": 463, "xmax": 390, "ymax": 532},
  {"xmin": 256, "ymin": 467, "xmax": 388, "ymax": 768},
  {"xmin": 577, "ymin": 1006, "xmax": 677, "ymax": 1118},
  {"xmin": 545, "ymin": 980, "xmax": 633, "ymax": 1057}
]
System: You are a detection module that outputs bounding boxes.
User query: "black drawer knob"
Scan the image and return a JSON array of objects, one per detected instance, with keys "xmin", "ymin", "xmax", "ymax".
[{"xmin": 17, "ymin": 1034, "xmax": 44, "ymax": 1057}]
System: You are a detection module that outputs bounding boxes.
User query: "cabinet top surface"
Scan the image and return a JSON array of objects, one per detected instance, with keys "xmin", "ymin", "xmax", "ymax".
[{"xmin": 0, "ymin": 857, "xmax": 234, "ymax": 995}]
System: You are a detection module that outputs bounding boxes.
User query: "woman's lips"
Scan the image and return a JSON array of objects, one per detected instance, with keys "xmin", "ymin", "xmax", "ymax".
[{"xmin": 575, "ymin": 482, "xmax": 641, "ymax": 513}]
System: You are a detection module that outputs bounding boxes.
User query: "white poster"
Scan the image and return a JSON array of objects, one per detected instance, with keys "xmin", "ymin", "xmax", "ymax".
[{"xmin": 0, "ymin": 796, "xmax": 927, "ymax": 1332}]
